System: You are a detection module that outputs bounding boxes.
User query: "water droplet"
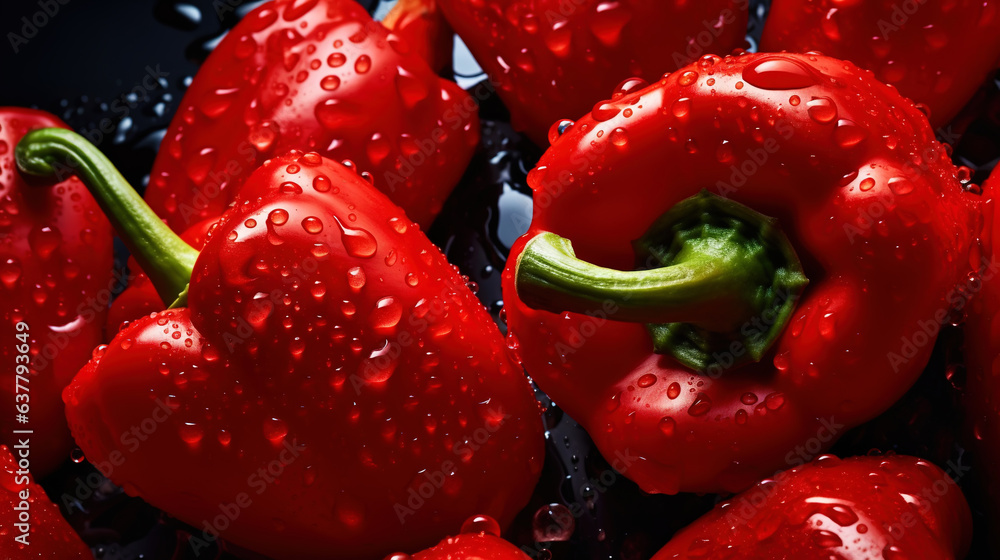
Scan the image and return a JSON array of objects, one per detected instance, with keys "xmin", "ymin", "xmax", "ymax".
[
  {"xmin": 302, "ymin": 216, "xmax": 323, "ymax": 234},
  {"xmin": 327, "ymin": 52, "xmax": 346, "ymax": 67},
  {"xmin": 688, "ymin": 394, "xmax": 712, "ymax": 416},
  {"xmin": 591, "ymin": 101, "xmax": 620, "ymax": 122},
  {"xmin": 461, "ymin": 515, "xmax": 501, "ymax": 536},
  {"xmin": 395, "ymin": 67, "xmax": 428, "ymax": 108},
  {"xmin": 532, "ymin": 504, "xmax": 575, "ymax": 542},
  {"xmin": 269, "ymin": 209, "xmax": 289, "ymax": 225},
  {"xmin": 672, "ymin": 97, "xmax": 692, "ymax": 118},
  {"xmin": 179, "ymin": 422, "xmax": 204, "ymax": 445},
  {"xmin": 637, "ymin": 373, "xmax": 657, "ymax": 388},
  {"xmin": 609, "ymin": 127, "xmax": 629, "ymax": 147},
  {"xmin": 743, "ymin": 57, "xmax": 816, "ymax": 90},
  {"xmin": 888, "ymin": 177, "xmax": 914, "ymax": 195},
  {"xmin": 371, "ymin": 297, "xmax": 402, "ymax": 331},
  {"xmin": 806, "ymin": 97, "xmax": 837, "ymax": 123},
  {"xmin": 678, "ymin": 71, "xmax": 699, "ymax": 86},
  {"xmin": 263, "ymin": 417, "xmax": 288, "ymax": 443},
  {"xmin": 320, "ymin": 75, "xmax": 340, "ymax": 91},
  {"xmin": 336, "ymin": 217, "xmax": 377, "ymax": 257},
  {"xmin": 354, "ymin": 54, "xmax": 371, "ymax": 74},
  {"xmin": 667, "ymin": 382, "xmax": 681, "ymax": 399},
  {"xmin": 590, "ymin": 1, "xmax": 631, "ymax": 47},
  {"xmin": 833, "ymin": 119, "xmax": 867, "ymax": 148},
  {"xmin": 658, "ymin": 416, "xmax": 675, "ymax": 437},
  {"xmin": 360, "ymin": 340, "xmax": 397, "ymax": 383}
]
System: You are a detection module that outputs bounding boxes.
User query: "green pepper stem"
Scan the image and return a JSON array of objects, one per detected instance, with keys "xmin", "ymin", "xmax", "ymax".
[
  {"xmin": 515, "ymin": 232, "xmax": 768, "ymax": 333},
  {"xmin": 16, "ymin": 128, "xmax": 197, "ymax": 307}
]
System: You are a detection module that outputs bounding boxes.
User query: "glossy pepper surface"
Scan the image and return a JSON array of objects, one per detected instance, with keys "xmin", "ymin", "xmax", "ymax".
[
  {"xmin": 964, "ymin": 166, "xmax": 1000, "ymax": 549},
  {"xmin": 0, "ymin": 108, "xmax": 113, "ymax": 477},
  {"xmin": 503, "ymin": 52, "xmax": 978, "ymax": 495},
  {"xmin": 436, "ymin": 0, "xmax": 749, "ymax": 146},
  {"xmin": 390, "ymin": 515, "xmax": 531, "ymax": 559},
  {"xmin": 143, "ymin": 0, "xmax": 479, "ymax": 231},
  {"xmin": 0, "ymin": 445, "xmax": 91, "ymax": 558},
  {"xmin": 651, "ymin": 454, "xmax": 971, "ymax": 559},
  {"xmin": 762, "ymin": 0, "xmax": 1000, "ymax": 128},
  {"xmin": 16, "ymin": 130, "xmax": 544, "ymax": 560}
]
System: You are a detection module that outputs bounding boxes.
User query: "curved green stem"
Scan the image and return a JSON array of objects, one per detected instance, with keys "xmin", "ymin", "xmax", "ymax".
[
  {"xmin": 514, "ymin": 191, "xmax": 809, "ymax": 372},
  {"xmin": 16, "ymin": 128, "xmax": 198, "ymax": 307},
  {"xmin": 515, "ymin": 233, "xmax": 763, "ymax": 333}
]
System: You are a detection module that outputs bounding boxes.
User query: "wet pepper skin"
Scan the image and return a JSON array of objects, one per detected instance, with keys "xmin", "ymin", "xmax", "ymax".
[
  {"xmin": 651, "ymin": 455, "xmax": 971, "ymax": 559},
  {"xmin": 63, "ymin": 152, "xmax": 544, "ymax": 560},
  {"xmin": 0, "ymin": 108, "xmax": 113, "ymax": 477},
  {"xmin": 144, "ymin": 0, "xmax": 479, "ymax": 231},
  {"xmin": 965, "ymin": 167, "xmax": 1000, "ymax": 550},
  {"xmin": 762, "ymin": 0, "xmax": 1000, "ymax": 128},
  {"xmin": 0, "ymin": 445, "xmax": 91, "ymax": 558},
  {"xmin": 436, "ymin": 0, "xmax": 749, "ymax": 146},
  {"xmin": 502, "ymin": 52, "xmax": 978, "ymax": 495}
]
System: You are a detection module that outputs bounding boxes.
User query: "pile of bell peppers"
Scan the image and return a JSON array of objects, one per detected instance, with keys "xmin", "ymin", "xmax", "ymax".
[{"xmin": 4, "ymin": 0, "xmax": 1000, "ymax": 558}]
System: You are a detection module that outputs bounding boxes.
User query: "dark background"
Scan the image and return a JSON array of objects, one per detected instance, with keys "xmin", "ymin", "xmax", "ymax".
[{"xmin": 0, "ymin": 0, "xmax": 997, "ymax": 558}]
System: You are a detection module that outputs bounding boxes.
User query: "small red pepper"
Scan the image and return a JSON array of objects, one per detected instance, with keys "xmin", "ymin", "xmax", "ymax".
[
  {"xmin": 964, "ymin": 166, "xmax": 1000, "ymax": 549},
  {"xmin": 0, "ymin": 445, "xmax": 91, "ymax": 557},
  {"xmin": 762, "ymin": 0, "xmax": 1000, "ymax": 128},
  {"xmin": 17, "ymin": 129, "xmax": 543, "ymax": 560},
  {"xmin": 0, "ymin": 108, "xmax": 113, "ymax": 477},
  {"xmin": 503, "ymin": 52, "xmax": 978, "ymax": 494},
  {"xmin": 651, "ymin": 454, "xmax": 971, "ymax": 559},
  {"xmin": 389, "ymin": 515, "xmax": 531, "ymax": 559},
  {"xmin": 143, "ymin": 0, "xmax": 479, "ymax": 232},
  {"xmin": 435, "ymin": 0, "xmax": 749, "ymax": 146}
]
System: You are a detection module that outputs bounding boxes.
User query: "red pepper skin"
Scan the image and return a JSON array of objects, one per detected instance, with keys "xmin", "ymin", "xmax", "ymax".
[
  {"xmin": 0, "ymin": 445, "xmax": 91, "ymax": 557},
  {"xmin": 64, "ymin": 151, "xmax": 544, "ymax": 560},
  {"xmin": 761, "ymin": 0, "xmax": 1000, "ymax": 128},
  {"xmin": 964, "ymin": 167, "xmax": 1000, "ymax": 550},
  {"xmin": 390, "ymin": 515, "xmax": 531, "ymax": 559},
  {"xmin": 651, "ymin": 455, "xmax": 971, "ymax": 559},
  {"xmin": 106, "ymin": 217, "xmax": 217, "ymax": 335},
  {"xmin": 502, "ymin": 52, "xmax": 977, "ymax": 494},
  {"xmin": 142, "ymin": 0, "xmax": 479, "ymax": 232},
  {"xmin": 0, "ymin": 108, "xmax": 113, "ymax": 477},
  {"xmin": 435, "ymin": 0, "xmax": 749, "ymax": 146}
]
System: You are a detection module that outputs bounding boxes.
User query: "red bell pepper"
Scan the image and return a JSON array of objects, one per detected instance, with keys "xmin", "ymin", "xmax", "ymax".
[
  {"xmin": 143, "ymin": 0, "xmax": 479, "ymax": 231},
  {"xmin": 389, "ymin": 515, "xmax": 530, "ymax": 559},
  {"xmin": 0, "ymin": 108, "xmax": 113, "ymax": 477},
  {"xmin": 16, "ymin": 128, "xmax": 543, "ymax": 560},
  {"xmin": 651, "ymin": 454, "xmax": 971, "ymax": 559},
  {"xmin": 964, "ymin": 166, "xmax": 1000, "ymax": 550},
  {"xmin": 503, "ymin": 52, "xmax": 979, "ymax": 495},
  {"xmin": 762, "ymin": 0, "xmax": 1000, "ymax": 128},
  {"xmin": 435, "ymin": 0, "xmax": 749, "ymax": 146},
  {"xmin": 0, "ymin": 445, "xmax": 91, "ymax": 557}
]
